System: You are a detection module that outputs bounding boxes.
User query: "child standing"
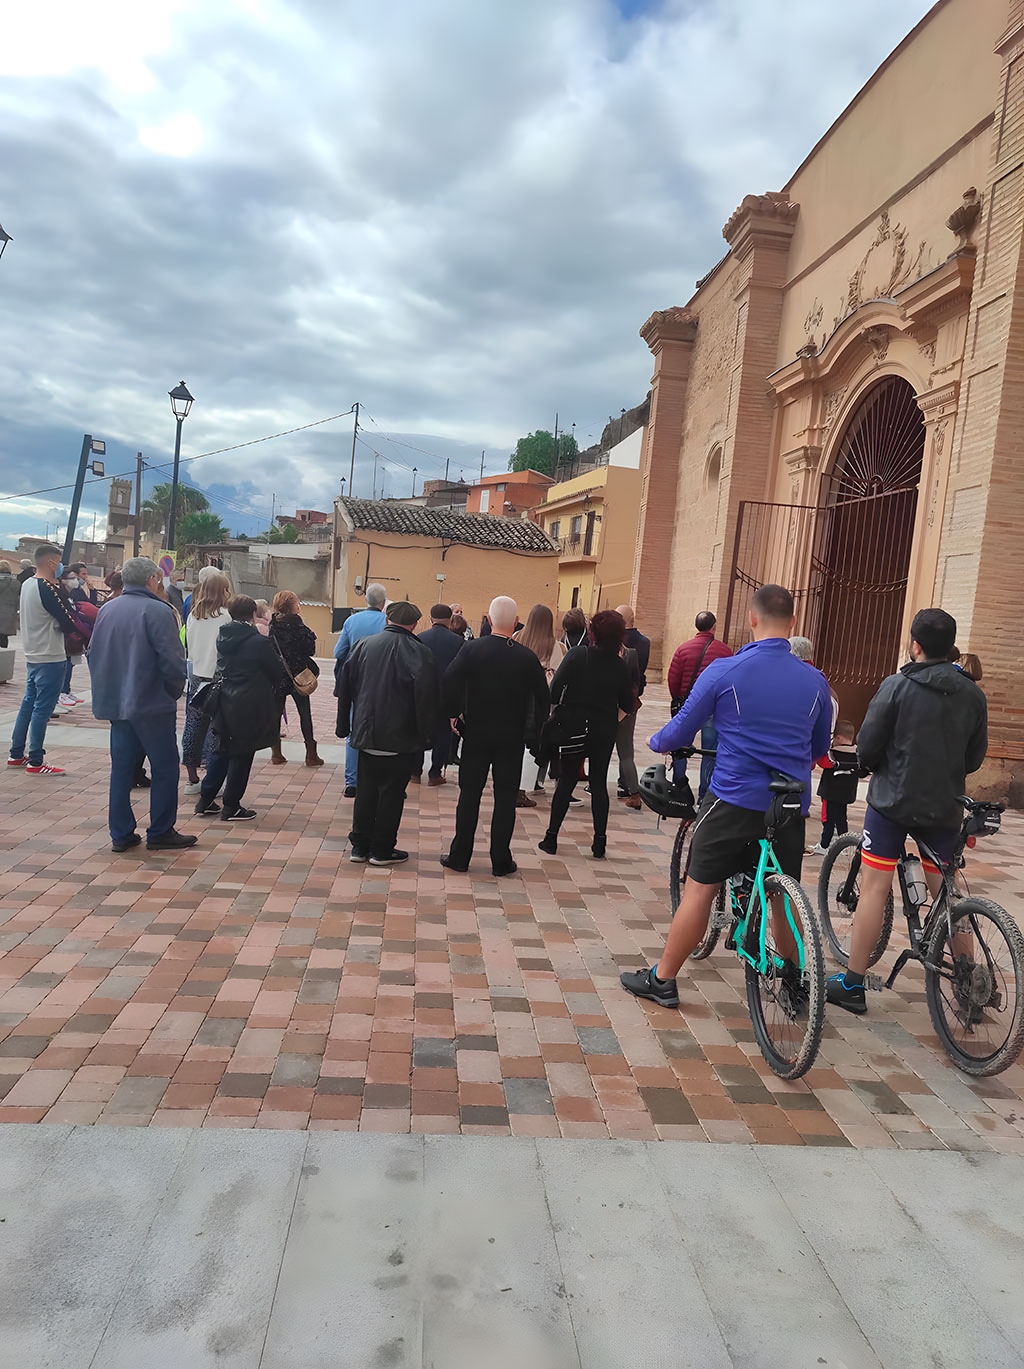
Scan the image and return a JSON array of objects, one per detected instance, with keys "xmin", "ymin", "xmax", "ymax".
[{"xmin": 811, "ymin": 719, "xmax": 859, "ymax": 855}]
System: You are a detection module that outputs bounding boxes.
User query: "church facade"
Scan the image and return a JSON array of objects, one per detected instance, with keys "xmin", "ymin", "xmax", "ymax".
[{"xmin": 632, "ymin": 0, "xmax": 1024, "ymax": 798}]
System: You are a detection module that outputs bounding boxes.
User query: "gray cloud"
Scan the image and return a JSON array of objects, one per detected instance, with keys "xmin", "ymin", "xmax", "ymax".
[{"xmin": 0, "ymin": 0, "xmax": 932, "ymax": 543}]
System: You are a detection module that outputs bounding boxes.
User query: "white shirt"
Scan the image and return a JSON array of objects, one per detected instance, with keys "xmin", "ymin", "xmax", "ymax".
[{"xmin": 185, "ymin": 608, "xmax": 231, "ymax": 678}]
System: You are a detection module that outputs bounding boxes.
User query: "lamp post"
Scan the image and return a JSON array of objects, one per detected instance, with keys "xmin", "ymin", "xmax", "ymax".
[
  {"xmin": 165, "ymin": 381, "xmax": 195, "ymax": 551},
  {"xmin": 411, "ymin": 466, "xmax": 417, "ymax": 498}
]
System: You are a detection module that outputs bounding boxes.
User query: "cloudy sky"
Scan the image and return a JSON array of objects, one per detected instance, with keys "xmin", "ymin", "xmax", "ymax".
[{"xmin": 0, "ymin": 0, "xmax": 933, "ymax": 548}]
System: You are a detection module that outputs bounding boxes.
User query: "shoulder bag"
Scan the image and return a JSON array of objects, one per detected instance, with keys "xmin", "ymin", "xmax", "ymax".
[
  {"xmin": 272, "ymin": 636, "xmax": 318, "ymax": 696},
  {"xmin": 670, "ymin": 637, "xmax": 714, "ymax": 717}
]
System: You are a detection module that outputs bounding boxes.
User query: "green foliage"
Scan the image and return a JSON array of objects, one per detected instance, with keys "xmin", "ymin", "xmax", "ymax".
[
  {"xmin": 508, "ymin": 430, "xmax": 579, "ymax": 477},
  {"xmin": 257, "ymin": 522, "xmax": 301, "ymax": 544},
  {"xmin": 142, "ymin": 482, "xmax": 209, "ymax": 539},
  {"xmin": 176, "ymin": 511, "xmax": 229, "ymax": 546}
]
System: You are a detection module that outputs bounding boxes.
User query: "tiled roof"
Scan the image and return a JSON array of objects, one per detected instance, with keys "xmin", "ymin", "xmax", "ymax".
[{"xmin": 337, "ymin": 498, "xmax": 558, "ymax": 552}]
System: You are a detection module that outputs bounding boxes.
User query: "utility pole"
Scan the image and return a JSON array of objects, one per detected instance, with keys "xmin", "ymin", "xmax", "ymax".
[
  {"xmin": 552, "ymin": 413, "xmax": 559, "ymax": 477},
  {"xmin": 480, "ymin": 449, "xmax": 485, "ymax": 480},
  {"xmin": 133, "ymin": 453, "xmax": 143, "ymax": 556},
  {"xmin": 348, "ymin": 402, "xmax": 360, "ymax": 500},
  {"xmin": 270, "ymin": 493, "xmax": 276, "ymax": 540},
  {"xmin": 444, "ymin": 457, "xmax": 450, "ymax": 483},
  {"xmin": 372, "ymin": 453, "xmax": 379, "ymax": 500},
  {"xmin": 91, "ymin": 512, "xmax": 97, "ymax": 542},
  {"xmin": 411, "ymin": 467, "xmax": 417, "ymax": 497}
]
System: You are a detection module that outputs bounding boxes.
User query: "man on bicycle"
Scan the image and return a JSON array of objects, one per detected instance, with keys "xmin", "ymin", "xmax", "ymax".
[
  {"xmin": 621, "ymin": 584, "xmax": 833, "ymax": 1008},
  {"xmin": 827, "ymin": 607, "xmax": 987, "ymax": 1013}
]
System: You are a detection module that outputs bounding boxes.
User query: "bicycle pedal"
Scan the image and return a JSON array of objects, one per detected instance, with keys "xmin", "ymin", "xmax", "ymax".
[{"xmin": 865, "ymin": 973, "xmax": 884, "ymax": 993}]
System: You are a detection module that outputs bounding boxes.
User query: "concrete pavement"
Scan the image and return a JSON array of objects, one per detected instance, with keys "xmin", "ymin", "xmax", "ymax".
[{"xmin": 2, "ymin": 1124, "xmax": 1023, "ymax": 1368}]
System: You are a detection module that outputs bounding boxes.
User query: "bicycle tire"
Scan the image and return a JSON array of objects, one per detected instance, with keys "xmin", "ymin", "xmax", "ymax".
[
  {"xmin": 817, "ymin": 833, "xmax": 894, "ymax": 969},
  {"xmin": 746, "ymin": 873, "xmax": 826, "ymax": 1080},
  {"xmin": 924, "ymin": 896, "xmax": 1024, "ymax": 1077},
  {"xmin": 669, "ymin": 818, "xmax": 723, "ymax": 960}
]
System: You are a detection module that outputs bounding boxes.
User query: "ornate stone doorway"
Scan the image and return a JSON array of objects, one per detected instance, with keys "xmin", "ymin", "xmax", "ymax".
[{"xmin": 724, "ymin": 375, "xmax": 925, "ymax": 722}]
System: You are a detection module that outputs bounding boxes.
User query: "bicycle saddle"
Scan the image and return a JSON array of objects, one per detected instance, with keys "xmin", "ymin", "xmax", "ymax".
[{"xmin": 769, "ymin": 774, "xmax": 806, "ymax": 795}]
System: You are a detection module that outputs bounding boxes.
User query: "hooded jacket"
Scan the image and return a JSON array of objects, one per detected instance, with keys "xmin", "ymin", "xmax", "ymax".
[
  {"xmin": 858, "ymin": 660, "xmax": 987, "ymax": 831},
  {"xmin": 336, "ymin": 623, "xmax": 440, "ymax": 753},
  {"xmin": 213, "ymin": 620, "xmax": 290, "ymax": 756}
]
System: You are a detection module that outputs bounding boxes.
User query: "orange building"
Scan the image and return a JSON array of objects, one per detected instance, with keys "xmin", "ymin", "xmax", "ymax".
[
  {"xmin": 332, "ymin": 497, "xmax": 559, "ymax": 633},
  {"xmin": 466, "ymin": 469, "xmax": 554, "ymax": 517},
  {"xmin": 632, "ymin": 0, "xmax": 1024, "ymax": 800}
]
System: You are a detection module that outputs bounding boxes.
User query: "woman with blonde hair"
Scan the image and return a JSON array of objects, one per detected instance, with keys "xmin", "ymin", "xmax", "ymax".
[
  {"xmin": 182, "ymin": 569, "xmax": 232, "ymax": 790},
  {"xmin": 269, "ymin": 590, "xmax": 323, "ymax": 766},
  {"xmin": 514, "ymin": 604, "xmax": 564, "ymax": 805}
]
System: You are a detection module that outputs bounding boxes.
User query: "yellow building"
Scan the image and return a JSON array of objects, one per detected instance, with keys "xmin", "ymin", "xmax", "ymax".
[
  {"xmin": 332, "ymin": 497, "xmax": 559, "ymax": 632},
  {"xmin": 540, "ymin": 428, "xmax": 643, "ymax": 615}
]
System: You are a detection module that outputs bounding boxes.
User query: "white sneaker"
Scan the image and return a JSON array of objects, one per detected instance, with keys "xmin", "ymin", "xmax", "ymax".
[
  {"xmin": 184, "ymin": 781, "xmax": 202, "ymax": 795},
  {"xmin": 57, "ymin": 694, "xmax": 78, "ymax": 708},
  {"xmin": 810, "ymin": 843, "xmax": 828, "ymax": 856}
]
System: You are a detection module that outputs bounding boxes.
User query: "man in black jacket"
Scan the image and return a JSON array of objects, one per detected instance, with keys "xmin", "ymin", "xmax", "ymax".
[
  {"xmin": 417, "ymin": 604, "xmax": 464, "ymax": 786},
  {"xmin": 336, "ymin": 601, "xmax": 440, "ymax": 865},
  {"xmin": 440, "ymin": 595, "xmax": 549, "ymax": 877},
  {"xmin": 827, "ymin": 607, "xmax": 988, "ymax": 1015}
]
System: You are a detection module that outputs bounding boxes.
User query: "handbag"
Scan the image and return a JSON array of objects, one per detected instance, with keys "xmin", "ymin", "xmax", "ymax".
[
  {"xmin": 273, "ymin": 636, "xmax": 319, "ymax": 696},
  {"xmin": 190, "ymin": 678, "xmax": 222, "ymax": 717}
]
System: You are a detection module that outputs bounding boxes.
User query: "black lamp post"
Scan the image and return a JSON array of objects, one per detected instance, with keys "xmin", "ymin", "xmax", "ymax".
[{"xmin": 165, "ymin": 381, "xmax": 195, "ymax": 550}]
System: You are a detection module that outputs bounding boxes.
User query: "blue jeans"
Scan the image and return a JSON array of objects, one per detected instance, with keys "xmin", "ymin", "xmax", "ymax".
[
  {"xmin": 109, "ymin": 717, "xmax": 179, "ymax": 841},
  {"xmin": 345, "ymin": 741, "xmax": 360, "ymax": 789},
  {"xmin": 699, "ymin": 721, "xmax": 718, "ymax": 803},
  {"xmin": 62, "ymin": 658, "xmax": 74, "ymax": 694},
  {"xmin": 10, "ymin": 661, "xmax": 65, "ymax": 766}
]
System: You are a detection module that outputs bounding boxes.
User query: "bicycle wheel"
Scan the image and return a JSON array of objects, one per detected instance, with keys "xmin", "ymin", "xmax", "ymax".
[
  {"xmin": 925, "ymin": 897, "xmax": 1024, "ymax": 1076},
  {"xmin": 669, "ymin": 818, "xmax": 725, "ymax": 960},
  {"xmin": 817, "ymin": 834, "xmax": 894, "ymax": 969},
  {"xmin": 746, "ymin": 873, "xmax": 826, "ymax": 1080}
]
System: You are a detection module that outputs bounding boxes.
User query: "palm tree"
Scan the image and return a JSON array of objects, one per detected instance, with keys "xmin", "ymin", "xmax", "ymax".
[
  {"xmin": 142, "ymin": 482, "xmax": 209, "ymax": 543},
  {"xmin": 177, "ymin": 511, "xmax": 230, "ymax": 546}
]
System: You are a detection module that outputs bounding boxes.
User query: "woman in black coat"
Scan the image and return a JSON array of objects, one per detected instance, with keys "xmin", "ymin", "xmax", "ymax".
[
  {"xmin": 539, "ymin": 609, "xmax": 636, "ymax": 860},
  {"xmin": 268, "ymin": 590, "xmax": 323, "ymax": 766},
  {"xmin": 195, "ymin": 596, "xmax": 290, "ymax": 821}
]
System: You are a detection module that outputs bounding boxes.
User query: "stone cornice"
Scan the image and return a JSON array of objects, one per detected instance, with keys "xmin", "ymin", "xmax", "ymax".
[
  {"xmin": 639, "ymin": 306, "xmax": 698, "ymax": 352},
  {"xmin": 896, "ymin": 249, "xmax": 976, "ymax": 331},
  {"xmin": 783, "ymin": 445, "xmax": 822, "ymax": 474},
  {"xmin": 722, "ymin": 191, "xmax": 799, "ymax": 261},
  {"xmin": 916, "ymin": 381, "xmax": 960, "ymax": 418}
]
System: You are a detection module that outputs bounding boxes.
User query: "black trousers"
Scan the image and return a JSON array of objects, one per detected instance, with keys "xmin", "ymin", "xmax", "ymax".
[
  {"xmin": 821, "ymin": 800, "xmax": 849, "ymax": 847},
  {"xmin": 292, "ymin": 690, "xmax": 315, "ymax": 744},
  {"xmin": 201, "ymin": 749, "xmax": 255, "ymax": 815},
  {"xmin": 548, "ymin": 731, "xmax": 616, "ymax": 842},
  {"xmin": 350, "ymin": 752, "xmax": 415, "ymax": 858},
  {"xmin": 448, "ymin": 738, "xmax": 523, "ymax": 871}
]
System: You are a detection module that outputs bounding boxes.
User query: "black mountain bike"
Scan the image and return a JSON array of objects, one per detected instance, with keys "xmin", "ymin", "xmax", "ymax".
[{"xmin": 818, "ymin": 797, "xmax": 1024, "ymax": 1076}]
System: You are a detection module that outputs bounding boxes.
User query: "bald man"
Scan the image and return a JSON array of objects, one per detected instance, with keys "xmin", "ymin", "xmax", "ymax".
[{"xmin": 440, "ymin": 595, "xmax": 549, "ymax": 876}]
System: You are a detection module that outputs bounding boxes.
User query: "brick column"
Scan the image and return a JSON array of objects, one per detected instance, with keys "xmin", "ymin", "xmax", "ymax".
[
  {"xmin": 631, "ymin": 308, "xmax": 698, "ymax": 670},
  {"xmin": 941, "ymin": 2, "xmax": 1024, "ymax": 797}
]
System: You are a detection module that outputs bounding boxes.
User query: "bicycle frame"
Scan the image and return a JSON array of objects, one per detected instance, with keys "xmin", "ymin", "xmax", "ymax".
[{"xmin": 728, "ymin": 836, "xmax": 807, "ymax": 976}]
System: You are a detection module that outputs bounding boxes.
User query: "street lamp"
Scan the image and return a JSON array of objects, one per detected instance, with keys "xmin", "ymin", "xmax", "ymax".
[
  {"xmin": 0, "ymin": 223, "xmax": 11, "ymax": 264},
  {"xmin": 165, "ymin": 381, "xmax": 195, "ymax": 551},
  {"xmin": 62, "ymin": 436, "xmax": 106, "ymax": 568}
]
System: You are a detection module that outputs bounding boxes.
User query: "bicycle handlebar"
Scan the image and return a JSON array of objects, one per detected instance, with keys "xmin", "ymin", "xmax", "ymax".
[{"xmin": 675, "ymin": 745, "xmax": 717, "ymax": 759}]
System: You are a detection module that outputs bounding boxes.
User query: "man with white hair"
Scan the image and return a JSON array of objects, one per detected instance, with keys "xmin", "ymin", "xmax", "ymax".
[
  {"xmin": 440, "ymin": 595, "xmax": 549, "ymax": 877},
  {"xmin": 333, "ymin": 582, "xmax": 388, "ymax": 797},
  {"xmin": 88, "ymin": 556, "xmax": 196, "ymax": 853}
]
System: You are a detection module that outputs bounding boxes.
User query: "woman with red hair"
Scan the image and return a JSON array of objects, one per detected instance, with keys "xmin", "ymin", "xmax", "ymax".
[
  {"xmin": 539, "ymin": 609, "xmax": 637, "ymax": 859},
  {"xmin": 268, "ymin": 591, "xmax": 323, "ymax": 766}
]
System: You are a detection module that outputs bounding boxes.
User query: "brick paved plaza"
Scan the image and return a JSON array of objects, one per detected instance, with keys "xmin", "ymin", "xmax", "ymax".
[{"xmin": 2, "ymin": 666, "xmax": 1022, "ymax": 1150}]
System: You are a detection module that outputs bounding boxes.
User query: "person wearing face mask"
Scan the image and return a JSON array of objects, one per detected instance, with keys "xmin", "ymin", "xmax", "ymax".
[{"xmin": 56, "ymin": 565, "xmax": 97, "ymax": 707}]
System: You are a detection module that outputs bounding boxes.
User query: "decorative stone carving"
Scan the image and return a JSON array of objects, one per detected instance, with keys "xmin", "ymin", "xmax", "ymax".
[
  {"xmin": 863, "ymin": 325, "xmax": 891, "ymax": 362},
  {"xmin": 723, "ymin": 191, "xmax": 799, "ymax": 243},
  {"xmin": 822, "ymin": 387, "xmax": 848, "ymax": 432},
  {"xmin": 933, "ymin": 419, "xmax": 949, "ymax": 457},
  {"xmin": 919, "ymin": 339, "xmax": 936, "ymax": 366},
  {"xmin": 836, "ymin": 209, "xmax": 928, "ymax": 330},
  {"xmin": 796, "ymin": 341, "xmax": 818, "ymax": 358},
  {"xmin": 639, "ymin": 306, "xmax": 698, "ymax": 349},
  {"xmin": 946, "ymin": 187, "xmax": 982, "ymax": 252}
]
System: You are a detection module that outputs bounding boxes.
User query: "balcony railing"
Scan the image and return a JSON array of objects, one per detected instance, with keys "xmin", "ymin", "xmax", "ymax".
[{"xmin": 560, "ymin": 535, "xmax": 598, "ymax": 559}]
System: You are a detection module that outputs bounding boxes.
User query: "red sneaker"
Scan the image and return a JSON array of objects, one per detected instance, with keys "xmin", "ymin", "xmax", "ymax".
[
  {"xmin": 25, "ymin": 763, "xmax": 66, "ymax": 775},
  {"xmin": 7, "ymin": 757, "xmax": 28, "ymax": 767}
]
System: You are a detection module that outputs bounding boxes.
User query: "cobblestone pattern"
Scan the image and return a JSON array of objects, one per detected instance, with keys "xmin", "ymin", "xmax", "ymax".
[{"xmin": 2, "ymin": 673, "xmax": 1023, "ymax": 1148}]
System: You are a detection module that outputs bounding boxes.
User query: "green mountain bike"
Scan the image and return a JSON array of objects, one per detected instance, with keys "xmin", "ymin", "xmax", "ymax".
[{"xmin": 669, "ymin": 755, "xmax": 826, "ymax": 1079}]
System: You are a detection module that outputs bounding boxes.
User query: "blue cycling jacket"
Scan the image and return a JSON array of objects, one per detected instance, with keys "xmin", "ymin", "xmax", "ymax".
[{"xmin": 650, "ymin": 637, "xmax": 833, "ymax": 813}]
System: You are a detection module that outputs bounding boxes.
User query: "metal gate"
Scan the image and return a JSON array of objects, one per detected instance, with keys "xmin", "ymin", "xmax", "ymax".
[{"xmin": 723, "ymin": 486, "xmax": 919, "ymax": 722}]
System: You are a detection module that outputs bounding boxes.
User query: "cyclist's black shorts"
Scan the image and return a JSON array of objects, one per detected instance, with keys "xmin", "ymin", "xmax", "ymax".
[{"xmin": 685, "ymin": 793, "xmax": 805, "ymax": 885}]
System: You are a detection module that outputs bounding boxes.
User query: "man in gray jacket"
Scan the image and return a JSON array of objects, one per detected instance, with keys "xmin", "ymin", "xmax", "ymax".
[{"xmin": 88, "ymin": 557, "xmax": 196, "ymax": 853}]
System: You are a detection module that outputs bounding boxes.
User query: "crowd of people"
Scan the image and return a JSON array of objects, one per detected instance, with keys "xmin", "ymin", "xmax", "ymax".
[{"xmin": 3, "ymin": 546, "xmax": 993, "ymax": 1024}]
